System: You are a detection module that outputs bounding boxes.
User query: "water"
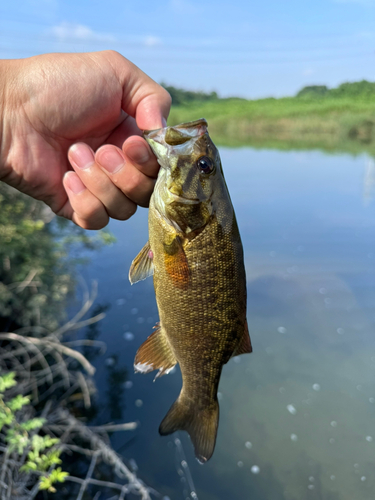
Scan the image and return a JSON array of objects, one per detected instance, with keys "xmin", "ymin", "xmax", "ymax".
[{"xmin": 78, "ymin": 148, "xmax": 375, "ymax": 499}]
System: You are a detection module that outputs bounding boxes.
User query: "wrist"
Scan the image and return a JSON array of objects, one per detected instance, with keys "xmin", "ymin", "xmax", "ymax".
[{"xmin": 0, "ymin": 59, "xmax": 22, "ymax": 182}]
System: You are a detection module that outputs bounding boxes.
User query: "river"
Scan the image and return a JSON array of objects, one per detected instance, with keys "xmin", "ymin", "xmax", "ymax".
[{"xmin": 78, "ymin": 147, "xmax": 375, "ymax": 500}]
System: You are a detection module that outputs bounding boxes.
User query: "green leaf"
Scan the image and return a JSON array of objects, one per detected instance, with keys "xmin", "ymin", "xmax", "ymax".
[
  {"xmin": 8, "ymin": 395, "xmax": 30, "ymax": 412},
  {"xmin": 20, "ymin": 461, "xmax": 38, "ymax": 472},
  {"xmin": 38, "ymin": 476, "xmax": 53, "ymax": 491},
  {"xmin": 20, "ymin": 417, "xmax": 46, "ymax": 431},
  {"xmin": 0, "ymin": 372, "xmax": 17, "ymax": 393},
  {"xmin": 49, "ymin": 467, "xmax": 68, "ymax": 483}
]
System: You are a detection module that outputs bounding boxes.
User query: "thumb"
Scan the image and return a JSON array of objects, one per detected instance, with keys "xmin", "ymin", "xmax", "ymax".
[{"xmin": 111, "ymin": 52, "xmax": 171, "ymax": 130}]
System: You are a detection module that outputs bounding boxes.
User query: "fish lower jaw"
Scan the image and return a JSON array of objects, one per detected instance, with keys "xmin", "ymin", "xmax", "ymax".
[{"xmin": 167, "ymin": 190, "xmax": 200, "ymax": 205}]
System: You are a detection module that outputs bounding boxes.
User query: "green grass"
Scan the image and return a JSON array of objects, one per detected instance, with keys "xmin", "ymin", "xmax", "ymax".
[{"xmin": 167, "ymin": 95, "xmax": 375, "ymax": 155}]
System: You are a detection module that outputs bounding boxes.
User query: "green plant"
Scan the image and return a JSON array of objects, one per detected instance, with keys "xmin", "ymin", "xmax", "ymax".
[{"xmin": 0, "ymin": 372, "xmax": 68, "ymax": 493}]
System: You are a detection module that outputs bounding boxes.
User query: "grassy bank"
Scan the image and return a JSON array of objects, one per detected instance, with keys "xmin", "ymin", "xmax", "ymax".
[{"xmin": 166, "ymin": 83, "xmax": 375, "ymax": 154}]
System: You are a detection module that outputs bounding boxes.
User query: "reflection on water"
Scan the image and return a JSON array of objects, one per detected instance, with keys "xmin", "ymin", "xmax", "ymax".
[{"xmin": 79, "ymin": 148, "xmax": 375, "ymax": 499}]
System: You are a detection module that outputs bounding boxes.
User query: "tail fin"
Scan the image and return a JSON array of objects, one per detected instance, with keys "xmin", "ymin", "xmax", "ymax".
[{"xmin": 159, "ymin": 394, "xmax": 219, "ymax": 463}]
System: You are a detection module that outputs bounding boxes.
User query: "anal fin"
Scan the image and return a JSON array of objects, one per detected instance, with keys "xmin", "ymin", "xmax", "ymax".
[
  {"xmin": 134, "ymin": 323, "xmax": 177, "ymax": 378},
  {"xmin": 233, "ymin": 320, "xmax": 252, "ymax": 356}
]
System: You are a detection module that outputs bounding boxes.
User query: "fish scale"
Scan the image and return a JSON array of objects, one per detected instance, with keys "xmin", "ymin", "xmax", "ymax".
[{"xmin": 129, "ymin": 119, "xmax": 251, "ymax": 462}]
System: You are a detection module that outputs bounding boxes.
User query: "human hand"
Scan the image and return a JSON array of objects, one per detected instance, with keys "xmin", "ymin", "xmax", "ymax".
[{"xmin": 0, "ymin": 51, "xmax": 171, "ymax": 229}]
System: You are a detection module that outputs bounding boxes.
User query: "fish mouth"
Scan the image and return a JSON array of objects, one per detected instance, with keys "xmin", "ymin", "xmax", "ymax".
[{"xmin": 168, "ymin": 189, "xmax": 200, "ymax": 205}]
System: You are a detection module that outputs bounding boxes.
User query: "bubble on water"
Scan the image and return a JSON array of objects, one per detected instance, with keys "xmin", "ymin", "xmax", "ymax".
[
  {"xmin": 129, "ymin": 458, "xmax": 138, "ymax": 471},
  {"xmin": 251, "ymin": 465, "xmax": 260, "ymax": 474},
  {"xmin": 237, "ymin": 461, "xmax": 244, "ymax": 468},
  {"xmin": 366, "ymin": 436, "xmax": 373, "ymax": 442},
  {"xmin": 290, "ymin": 434, "xmax": 298, "ymax": 441},
  {"xmin": 163, "ymin": 497, "xmax": 171, "ymax": 500},
  {"xmin": 330, "ymin": 421, "xmax": 337, "ymax": 427},
  {"xmin": 131, "ymin": 307, "xmax": 138, "ymax": 315},
  {"xmin": 330, "ymin": 475, "xmax": 336, "ymax": 481},
  {"xmin": 307, "ymin": 484, "xmax": 314, "ymax": 490},
  {"xmin": 354, "ymin": 463, "xmax": 360, "ymax": 469},
  {"xmin": 233, "ymin": 356, "xmax": 241, "ymax": 363},
  {"xmin": 181, "ymin": 460, "xmax": 187, "ymax": 468},
  {"xmin": 105, "ymin": 357, "xmax": 116, "ymax": 367},
  {"xmin": 319, "ymin": 288, "xmax": 327, "ymax": 294},
  {"xmin": 135, "ymin": 399, "xmax": 143, "ymax": 407},
  {"xmin": 137, "ymin": 317, "xmax": 145, "ymax": 324},
  {"xmin": 217, "ymin": 392, "xmax": 223, "ymax": 401},
  {"xmin": 329, "ymin": 438, "xmax": 335, "ymax": 444},
  {"xmin": 116, "ymin": 298, "xmax": 126, "ymax": 306},
  {"xmin": 278, "ymin": 326, "xmax": 287, "ymax": 334},
  {"xmin": 361, "ymin": 476, "xmax": 366, "ymax": 482},
  {"xmin": 191, "ymin": 493, "xmax": 198, "ymax": 499},
  {"xmin": 245, "ymin": 441, "xmax": 252, "ymax": 449},
  {"xmin": 287, "ymin": 404, "xmax": 297, "ymax": 415},
  {"xmin": 312, "ymin": 384, "xmax": 321, "ymax": 391},
  {"xmin": 123, "ymin": 331, "xmax": 134, "ymax": 341},
  {"xmin": 279, "ymin": 387, "xmax": 286, "ymax": 394},
  {"xmin": 124, "ymin": 380, "xmax": 133, "ymax": 389},
  {"xmin": 337, "ymin": 328, "xmax": 344, "ymax": 334},
  {"xmin": 369, "ymin": 398, "xmax": 375, "ymax": 404},
  {"xmin": 324, "ymin": 298, "xmax": 331, "ymax": 305},
  {"xmin": 356, "ymin": 385, "xmax": 362, "ymax": 391},
  {"xmin": 309, "ymin": 476, "xmax": 315, "ymax": 482}
]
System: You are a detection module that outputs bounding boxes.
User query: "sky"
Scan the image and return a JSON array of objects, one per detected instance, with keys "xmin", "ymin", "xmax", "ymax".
[{"xmin": 1, "ymin": 0, "xmax": 375, "ymax": 98}]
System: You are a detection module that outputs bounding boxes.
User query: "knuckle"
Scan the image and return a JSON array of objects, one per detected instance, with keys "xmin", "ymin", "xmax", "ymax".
[{"xmin": 80, "ymin": 202, "xmax": 109, "ymax": 230}]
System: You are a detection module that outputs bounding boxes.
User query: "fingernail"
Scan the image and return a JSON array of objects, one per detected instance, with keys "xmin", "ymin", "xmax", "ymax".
[
  {"xmin": 69, "ymin": 143, "xmax": 95, "ymax": 170},
  {"xmin": 65, "ymin": 172, "xmax": 86, "ymax": 194},
  {"xmin": 126, "ymin": 143, "xmax": 151, "ymax": 164},
  {"xmin": 97, "ymin": 148, "xmax": 125, "ymax": 174}
]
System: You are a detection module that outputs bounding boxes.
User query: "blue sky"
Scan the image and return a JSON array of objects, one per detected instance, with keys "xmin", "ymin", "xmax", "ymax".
[{"xmin": 1, "ymin": 0, "xmax": 375, "ymax": 98}]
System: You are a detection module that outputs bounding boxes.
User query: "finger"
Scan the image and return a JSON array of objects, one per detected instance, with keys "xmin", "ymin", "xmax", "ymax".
[
  {"xmin": 68, "ymin": 143, "xmax": 138, "ymax": 219},
  {"xmin": 105, "ymin": 113, "xmax": 143, "ymax": 149},
  {"xmin": 122, "ymin": 136, "xmax": 159, "ymax": 178},
  {"xmin": 95, "ymin": 143, "xmax": 156, "ymax": 207},
  {"xmin": 108, "ymin": 52, "xmax": 171, "ymax": 130},
  {"xmin": 61, "ymin": 172, "xmax": 109, "ymax": 230}
]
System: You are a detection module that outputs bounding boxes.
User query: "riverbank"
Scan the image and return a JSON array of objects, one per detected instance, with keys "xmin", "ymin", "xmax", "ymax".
[{"xmin": 167, "ymin": 94, "xmax": 375, "ymax": 155}]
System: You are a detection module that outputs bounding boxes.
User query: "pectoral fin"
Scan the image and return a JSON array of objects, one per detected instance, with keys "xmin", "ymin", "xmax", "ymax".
[
  {"xmin": 129, "ymin": 241, "xmax": 154, "ymax": 285},
  {"xmin": 233, "ymin": 320, "xmax": 252, "ymax": 356},
  {"xmin": 164, "ymin": 236, "xmax": 190, "ymax": 289},
  {"xmin": 134, "ymin": 323, "xmax": 177, "ymax": 378}
]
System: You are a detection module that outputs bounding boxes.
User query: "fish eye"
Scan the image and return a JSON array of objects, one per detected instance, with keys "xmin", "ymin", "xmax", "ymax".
[{"xmin": 196, "ymin": 156, "xmax": 214, "ymax": 174}]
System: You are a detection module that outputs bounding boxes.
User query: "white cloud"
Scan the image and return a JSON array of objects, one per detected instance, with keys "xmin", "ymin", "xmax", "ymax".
[
  {"xmin": 48, "ymin": 22, "xmax": 115, "ymax": 42},
  {"xmin": 143, "ymin": 35, "xmax": 162, "ymax": 47}
]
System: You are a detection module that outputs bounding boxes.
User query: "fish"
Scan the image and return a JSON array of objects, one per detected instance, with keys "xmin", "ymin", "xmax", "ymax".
[{"xmin": 129, "ymin": 118, "xmax": 251, "ymax": 463}]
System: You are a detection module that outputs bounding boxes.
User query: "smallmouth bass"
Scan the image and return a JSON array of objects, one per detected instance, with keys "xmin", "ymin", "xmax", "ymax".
[{"xmin": 129, "ymin": 119, "xmax": 251, "ymax": 463}]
